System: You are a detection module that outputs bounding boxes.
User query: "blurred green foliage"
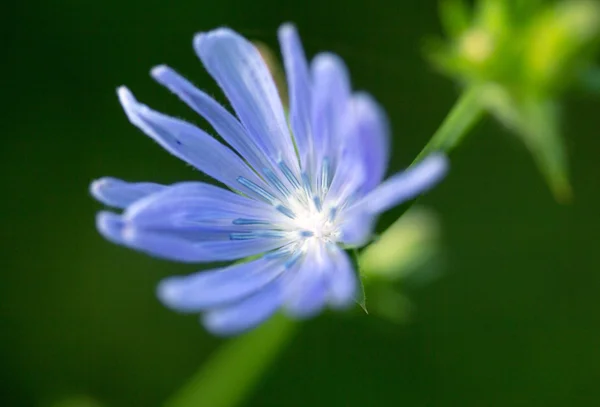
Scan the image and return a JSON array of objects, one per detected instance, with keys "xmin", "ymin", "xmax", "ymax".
[
  {"xmin": 2, "ymin": 0, "xmax": 600, "ymax": 407},
  {"xmin": 428, "ymin": 0, "xmax": 600, "ymax": 200}
]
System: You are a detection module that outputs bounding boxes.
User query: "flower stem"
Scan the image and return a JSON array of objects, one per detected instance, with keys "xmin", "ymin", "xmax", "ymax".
[
  {"xmin": 414, "ymin": 86, "xmax": 485, "ymax": 162},
  {"xmin": 164, "ymin": 314, "xmax": 297, "ymax": 407}
]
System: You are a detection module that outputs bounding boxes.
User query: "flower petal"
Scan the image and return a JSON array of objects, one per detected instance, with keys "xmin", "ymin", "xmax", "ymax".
[
  {"xmin": 326, "ymin": 145, "xmax": 366, "ymax": 207},
  {"xmin": 95, "ymin": 183, "xmax": 288, "ymax": 262},
  {"xmin": 119, "ymin": 228, "xmax": 286, "ymax": 263},
  {"xmin": 96, "ymin": 211, "xmax": 127, "ymax": 245},
  {"xmin": 90, "ymin": 177, "xmax": 165, "ymax": 209},
  {"xmin": 117, "ymin": 86, "xmax": 268, "ymax": 197},
  {"xmin": 157, "ymin": 257, "xmax": 285, "ymax": 312},
  {"xmin": 193, "ymin": 28, "xmax": 299, "ymax": 172},
  {"xmin": 360, "ymin": 154, "xmax": 449, "ymax": 214},
  {"xmin": 96, "ymin": 196, "xmax": 286, "ymax": 264},
  {"xmin": 325, "ymin": 245, "xmax": 357, "ymax": 308},
  {"xmin": 350, "ymin": 92, "xmax": 390, "ymax": 193},
  {"xmin": 283, "ymin": 244, "xmax": 329, "ymax": 318},
  {"xmin": 124, "ymin": 182, "xmax": 283, "ymax": 231},
  {"xmin": 201, "ymin": 278, "xmax": 283, "ymax": 336},
  {"xmin": 150, "ymin": 65, "xmax": 273, "ymax": 174},
  {"xmin": 338, "ymin": 211, "xmax": 375, "ymax": 247},
  {"xmin": 278, "ymin": 23, "xmax": 312, "ymax": 167},
  {"xmin": 310, "ymin": 53, "xmax": 351, "ymax": 171}
]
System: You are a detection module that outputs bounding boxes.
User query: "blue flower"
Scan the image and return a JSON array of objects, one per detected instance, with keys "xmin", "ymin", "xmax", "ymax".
[{"xmin": 90, "ymin": 24, "xmax": 448, "ymax": 335}]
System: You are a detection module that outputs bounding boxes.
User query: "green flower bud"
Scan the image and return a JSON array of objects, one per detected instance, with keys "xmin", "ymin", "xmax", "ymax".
[{"xmin": 426, "ymin": 0, "xmax": 600, "ymax": 201}]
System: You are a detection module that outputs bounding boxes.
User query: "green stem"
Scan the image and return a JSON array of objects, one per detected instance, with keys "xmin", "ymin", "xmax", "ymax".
[
  {"xmin": 164, "ymin": 86, "xmax": 486, "ymax": 407},
  {"xmin": 415, "ymin": 85, "xmax": 485, "ymax": 162},
  {"xmin": 164, "ymin": 315, "xmax": 297, "ymax": 407}
]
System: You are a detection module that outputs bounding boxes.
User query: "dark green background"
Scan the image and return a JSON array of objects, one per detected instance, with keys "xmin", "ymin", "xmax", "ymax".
[{"xmin": 3, "ymin": 0, "xmax": 600, "ymax": 406}]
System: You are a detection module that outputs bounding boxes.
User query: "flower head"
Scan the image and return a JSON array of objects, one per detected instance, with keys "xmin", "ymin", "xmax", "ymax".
[{"xmin": 90, "ymin": 24, "xmax": 448, "ymax": 335}]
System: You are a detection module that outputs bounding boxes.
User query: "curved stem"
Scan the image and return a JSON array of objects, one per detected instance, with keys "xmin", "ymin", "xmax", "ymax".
[
  {"xmin": 164, "ymin": 315, "xmax": 298, "ymax": 407},
  {"xmin": 414, "ymin": 86, "xmax": 485, "ymax": 162}
]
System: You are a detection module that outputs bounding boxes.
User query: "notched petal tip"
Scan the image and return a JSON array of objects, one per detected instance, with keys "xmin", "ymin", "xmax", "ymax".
[
  {"xmin": 90, "ymin": 177, "xmax": 124, "ymax": 207},
  {"xmin": 193, "ymin": 28, "xmax": 238, "ymax": 57},
  {"xmin": 419, "ymin": 152, "xmax": 450, "ymax": 179},
  {"xmin": 91, "ymin": 178, "xmax": 166, "ymax": 209},
  {"xmin": 150, "ymin": 64, "xmax": 195, "ymax": 98},
  {"xmin": 116, "ymin": 86, "xmax": 142, "ymax": 124},
  {"xmin": 96, "ymin": 211, "xmax": 126, "ymax": 244},
  {"xmin": 311, "ymin": 52, "xmax": 348, "ymax": 75},
  {"xmin": 360, "ymin": 153, "xmax": 450, "ymax": 215},
  {"xmin": 150, "ymin": 64, "xmax": 183, "ymax": 94},
  {"xmin": 353, "ymin": 91, "xmax": 375, "ymax": 105},
  {"xmin": 201, "ymin": 313, "xmax": 239, "ymax": 337},
  {"xmin": 353, "ymin": 91, "xmax": 388, "ymax": 123},
  {"xmin": 399, "ymin": 153, "xmax": 450, "ymax": 199},
  {"xmin": 117, "ymin": 86, "xmax": 152, "ymax": 121},
  {"xmin": 192, "ymin": 32, "xmax": 205, "ymax": 51},
  {"xmin": 156, "ymin": 277, "xmax": 187, "ymax": 311},
  {"xmin": 150, "ymin": 64, "xmax": 170, "ymax": 79},
  {"xmin": 89, "ymin": 177, "xmax": 111, "ymax": 200},
  {"xmin": 97, "ymin": 210, "xmax": 140, "ymax": 244},
  {"xmin": 116, "ymin": 85, "xmax": 134, "ymax": 104},
  {"xmin": 277, "ymin": 22, "xmax": 298, "ymax": 39},
  {"xmin": 201, "ymin": 304, "xmax": 277, "ymax": 337}
]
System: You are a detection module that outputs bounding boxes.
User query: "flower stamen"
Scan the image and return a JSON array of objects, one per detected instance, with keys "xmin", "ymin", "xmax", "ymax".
[{"xmin": 236, "ymin": 176, "xmax": 277, "ymax": 204}]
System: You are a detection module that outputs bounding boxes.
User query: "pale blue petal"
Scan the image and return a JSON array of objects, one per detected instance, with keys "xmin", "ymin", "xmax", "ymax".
[
  {"xmin": 97, "ymin": 210, "xmax": 277, "ymax": 263},
  {"xmin": 338, "ymin": 211, "xmax": 375, "ymax": 247},
  {"xmin": 90, "ymin": 177, "xmax": 165, "ymax": 209},
  {"xmin": 283, "ymin": 245, "xmax": 328, "ymax": 318},
  {"xmin": 193, "ymin": 29, "xmax": 299, "ymax": 172},
  {"xmin": 117, "ymin": 86, "xmax": 269, "ymax": 196},
  {"xmin": 326, "ymin": 245, "xmax": 357, "ymax": 308},
  {"xmin": 350, "ymin": 92, "xmax": 390, "ymax": 193},
  {"xmin": 120, "ymin": 229, "xmax": 286, "ymax": 263},
  {"xmin": 326, "ymin": 145, "xmax": 366, "ymax": 207},
  {"xmin": 157, "ymin": 257, "xmax": 285, "ymax": 312},
  {"xmin": 150, "ymin": 65, "xmax": 273, "ymax": 173},
  {"xmin": 360, "ymin": 154, "xmax": 449, "ymax": 214},
  {"xmin": 310, "ymin": 53, "xmax": 351, "ymax": 172},
  {"xmin": 201, "ymin": 279, "xmax": 283, "ymax": 336},
  {"xmin": 124, "ymin": 182, "xmax": 283, "ymax": 231},
  {"xmin": 278, "ymin": 23, "xmax": 312, "ymax": 167},
  {"xmin": 96, "ymin": 211, "xmax": 126, "ymax": 245},
  {"xmin": 96, "ymin": 183, "xmax": 288, "ymax": 262}
]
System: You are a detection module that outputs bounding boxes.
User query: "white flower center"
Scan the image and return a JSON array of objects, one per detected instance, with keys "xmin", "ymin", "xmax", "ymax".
[
  {"xmin": 233, "ymin": 159, "xmax": 347, "ymax": 248},
  {"xmin": 287, "ymin": 197, "xmax": 339, "ymax": 242}
]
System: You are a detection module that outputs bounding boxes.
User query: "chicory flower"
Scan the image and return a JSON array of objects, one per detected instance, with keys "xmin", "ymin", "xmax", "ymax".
[{"xmin": 90, "ymin": 24, "xmax": 448, "ymax": 335}]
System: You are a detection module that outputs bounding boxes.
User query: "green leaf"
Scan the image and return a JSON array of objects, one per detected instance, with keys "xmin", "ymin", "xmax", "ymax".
[
  {"xmin": 479, "ymin": 82, "xmax": 571, "ymax": 201},
  {"xmin": 519, "ymin": 98, "xmax": 572, "ymax": 202}
]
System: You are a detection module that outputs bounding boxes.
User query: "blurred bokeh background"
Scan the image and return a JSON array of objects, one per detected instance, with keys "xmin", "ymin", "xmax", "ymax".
[{"xmin": 3, "ymin": 0, "xmax": 600, "ymax": 406}]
